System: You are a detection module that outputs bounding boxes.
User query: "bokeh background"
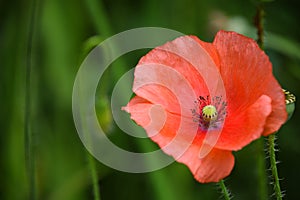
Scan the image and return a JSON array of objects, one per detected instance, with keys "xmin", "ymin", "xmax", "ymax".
[{"xmin": 1, "ymin": 0, "xmax": 300, "ymax": 199}]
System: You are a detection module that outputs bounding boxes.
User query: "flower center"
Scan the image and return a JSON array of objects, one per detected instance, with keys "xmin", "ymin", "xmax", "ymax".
[
  {"xmin": 202, "ymin": 105, "xmax": 218, "ymax": 122},
  {"xmin": 191, "ymin": 95, "xmax": 227, "ymax": 130}
]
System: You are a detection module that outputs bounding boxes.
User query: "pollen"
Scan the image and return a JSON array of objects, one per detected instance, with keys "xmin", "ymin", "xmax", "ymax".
[{"xmin": 202, "ymin": 105, "xmax": 218, "ymax": 122}]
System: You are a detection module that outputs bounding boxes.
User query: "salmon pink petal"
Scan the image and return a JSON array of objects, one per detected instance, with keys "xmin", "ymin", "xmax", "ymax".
[
  {"xmin": 122, "ymin": 96, "xmax": 153, "ymax": 128},
  {"xmin": 133, "ymin": 63, "xmax": 199, "ymax": 117},
  {"xmin": 177, "ymin": 145, "xmax": 234, "ymax": 183},
  {"xmin": 204, "ymin": 95, "xmax": 272, "ymax": 151},
  {"xmin": 123, "ymin": 96, "xmax": 203, "ymax": 153},
  {"xmin": 213, "ymin": 31, "xmax": 287, "ymax": 135}
]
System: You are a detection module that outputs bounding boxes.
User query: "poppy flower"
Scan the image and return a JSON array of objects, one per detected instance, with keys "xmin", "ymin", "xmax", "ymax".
[{"xmin": 123, "ymin": 30, "xmax": 287, "ymax": 183}]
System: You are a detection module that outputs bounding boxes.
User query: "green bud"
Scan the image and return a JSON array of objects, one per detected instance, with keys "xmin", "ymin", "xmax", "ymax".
[
  {"xmin": 283, "ymin": 89, "xmax": 296, "ymax": 121},
  {"xmin": 286, "ymin": 102, "xmax": 295, "ymax": 121}
]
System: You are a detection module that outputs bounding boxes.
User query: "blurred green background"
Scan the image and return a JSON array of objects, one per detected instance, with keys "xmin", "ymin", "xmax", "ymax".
[{"xmin": 1, "ymin": 0, "xmax": 300, "ymax": 199}]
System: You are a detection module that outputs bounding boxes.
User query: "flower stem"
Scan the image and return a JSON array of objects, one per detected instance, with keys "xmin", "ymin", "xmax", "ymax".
[
  {"xmin": 254, "ymin": 4, "xmax": 265, "ymax": 49},
  {"xmin": 256, "ymin": 138, "xmax": 268, "ymax": 200},
  {"xmin": 25, "ymin": 0, "xmax": 38, "ymax": 198},
  {"xmin": 87, "ymin": 154, "xmax": 101, "ymax": 200},
  {"xmin": 268, "ymin": 134, "xmax": 283, "ymax": 200},
  {"xmin": 82, "ymin": 2, "xmax": 112, "ymax": 199},
  {"xmin": 218, "ymin": 180, "xmax": 231, "ymax": 200},
  {"xmin": 255, "ymin": 2, "xmax": 284, "ymax": 199},
  {"xmin": 85, "ymin": 0, "xmax": 112, "ymax": 37}
]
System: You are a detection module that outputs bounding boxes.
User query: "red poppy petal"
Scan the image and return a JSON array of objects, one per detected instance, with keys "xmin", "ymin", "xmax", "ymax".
[
  {"xmin": 177, "ymin": 145, "xmax": 234, "ymax": 183},
  {"xmin": 213, "ymin": 30, "xmax": 287, "ymax": 136},
  {"xmin": 123, "ymin": 96, "xmax": 202, "ymax": 149},
  {"xmin": 122, "ymin": 96, "xmax": 153, "ymax": 127},
  {"xmin": 134, "ymin": 35, "xmax": 225, "ymax": 116},
  {"xmin": 155, "ymin": 35, "xmax": 225, "ymax": 99},
  {"xmin": 133, "ymin": 63, "xmax": 198, "ymax": 116},
  {"xmin": 204, "ymin": 95, "xmax": 272, "ymax": 151},
  {"xmin": 262, "ymin": 82, "xmax": 287, "ymax": 136},
  {"xmin": 188, "ymin": 35, "xmax": 221, "ymax": 67}
]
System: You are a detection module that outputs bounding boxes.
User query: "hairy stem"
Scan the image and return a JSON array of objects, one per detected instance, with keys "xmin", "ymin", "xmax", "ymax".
[
  {"xmin": 218, "ymin": 180, "xmax": 231, "ymax": 200},
  {"xmin": 255, "ymin": 3, "xmax": 284, "ymax": 199},
  {"xmin": 268, "ymin": 134, "xmax": 283, "ymax": 200}
]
